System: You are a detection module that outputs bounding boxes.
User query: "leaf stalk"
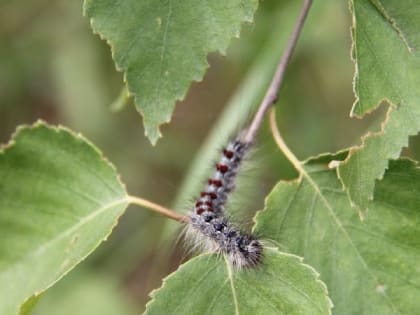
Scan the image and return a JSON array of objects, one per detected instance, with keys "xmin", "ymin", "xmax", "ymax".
[{"xmin": 127, "ymin": 195, "xmax": 189, "ymax": 223}]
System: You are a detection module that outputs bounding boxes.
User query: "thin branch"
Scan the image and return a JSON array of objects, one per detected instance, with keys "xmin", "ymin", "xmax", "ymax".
[
  {"xmin": 127, "ymin": 195, "xmax": 189, "ymax": 223},
  {"xmin": 244, "ymin": 0, "xmax": 313, "ymax": 143}
]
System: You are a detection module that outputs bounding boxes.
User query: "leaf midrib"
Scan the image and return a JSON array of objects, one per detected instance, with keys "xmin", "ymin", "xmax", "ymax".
[
  {"xmin": 370, "ymin": 0, "xmax": 414, "ymax": 53},
  {"xmin": 302, "ymin": 168, "xmax": 402, "ymax": 314},
  {"xmin": 0, "ymin": 197, "xmax": 129, "ymax": 278}
]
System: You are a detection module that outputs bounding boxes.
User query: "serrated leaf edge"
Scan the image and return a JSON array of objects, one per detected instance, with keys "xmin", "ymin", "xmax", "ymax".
[
  {"xmin": 82, "ymin": 2, "xmax": 259, "ymax": 145},
  {"xmin": 144, "ymin": 248, "xmax": 332, "ymax": 315},
  {"xmin": 341, "ymin": 0, "xmax": 418, "ymax": 213},
  {"xmin": 348, "ymin": 0, "xmax": 396, "ymax": 119},
  {"xmin": 254, "ymin": 168, "xmax": 405, "ymax": 313},
  {"xmin": 0, "ymin": 120, "xmax": 130, "ymax": 312},
  {"xmin": 337, "ymin": 104, "xmax": 395, "ymax": 196},
  {"xmin": 1, "ymin": 120, "xmax": 128, "ymax": 192}
]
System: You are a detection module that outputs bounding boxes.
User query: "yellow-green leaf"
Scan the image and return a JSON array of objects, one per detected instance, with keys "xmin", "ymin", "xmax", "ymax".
[{"xmin": 0, "ymin": 122, "xmax": 129, "ymax": 315}]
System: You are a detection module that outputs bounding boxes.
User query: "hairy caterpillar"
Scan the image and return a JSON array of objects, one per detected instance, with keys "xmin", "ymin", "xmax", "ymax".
[{"xmin": 187, "ymin": 134, "xmax": 263, "ymax": 268}]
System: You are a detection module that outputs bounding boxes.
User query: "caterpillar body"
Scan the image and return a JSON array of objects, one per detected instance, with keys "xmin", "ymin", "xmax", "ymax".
[{"xmin": 187, "ymin": 136, "xmax": 263, "ymax": 268}]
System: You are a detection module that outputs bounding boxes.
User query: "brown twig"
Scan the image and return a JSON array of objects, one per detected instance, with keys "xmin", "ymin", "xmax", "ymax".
[{"xmin": 244, "ymin": 0, "xmax": 313, "ymax": 143}]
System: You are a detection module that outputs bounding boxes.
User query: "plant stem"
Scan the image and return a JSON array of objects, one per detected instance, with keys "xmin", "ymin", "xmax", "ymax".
[
  {"xmin": 127, "ymin": 195, "xmax": 189, "ymax": 223},
  {"xmin": 244, "ymin": 0, "xmax": 313, "ymax": 143},
  {"xmin": 269, "ymin": 109, "xmax": 304, "ymax": 176}
]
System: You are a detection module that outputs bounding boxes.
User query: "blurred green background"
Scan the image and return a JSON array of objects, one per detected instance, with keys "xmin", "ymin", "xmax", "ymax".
[{"xmin": 1, "ymin": 0, "xmax": 419, "ymax": 313}]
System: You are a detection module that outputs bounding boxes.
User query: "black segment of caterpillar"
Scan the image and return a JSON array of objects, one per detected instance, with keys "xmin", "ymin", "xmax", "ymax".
[
  {"xmin": 189, "ymin": 210, "xmax": 263, "ymax": 268},
  {"xmin": 188, "ymin": 137, "xmax": 263, "ymax": 269}
]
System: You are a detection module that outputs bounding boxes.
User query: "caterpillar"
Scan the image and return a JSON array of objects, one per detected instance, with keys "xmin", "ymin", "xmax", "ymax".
[{"xmin": 187, "ymin": 135, "xmax": 263, "ymax": 269}]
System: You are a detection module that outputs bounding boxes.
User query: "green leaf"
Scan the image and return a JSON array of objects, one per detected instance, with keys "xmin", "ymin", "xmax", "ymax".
[
  {"xmin": 338, "ymin": 0, "xmax": 420, "ymax": 213},
  {"xmin": 83, "ymin": 0, "xmax": 258, "ymax": 144},
  {"xmin": 145, "ymin": 249, "xmax": 332, "ymax": 315},
  {"xmin": 0, "ymin": 121, "xmax": 129, "ymax": 315},
  {"xmin": 255, "ymin": 157, "xmax": 420, "ymax": 314}
]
